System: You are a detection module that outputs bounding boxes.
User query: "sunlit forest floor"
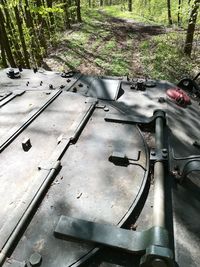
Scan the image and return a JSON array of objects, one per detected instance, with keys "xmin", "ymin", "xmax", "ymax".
[{"xmin": 44, "ymin": 8, "xmax": 200, "ymax": 83}]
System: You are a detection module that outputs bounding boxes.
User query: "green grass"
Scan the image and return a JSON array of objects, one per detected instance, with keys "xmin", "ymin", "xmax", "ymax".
[
  {"xmin": 102, "ymin": 5, "xmax": 160, "ymax": 25},
  {"xmin": 101, "ymin": 4, "xmax": 200, "ymax": 27},
  {"xmin": 57, "ymin": 8, "xmax": 133, "ymax": 75},
  {"xmin": 140, "ymin": 32, "xmax": 199, "ymax": 82},
  {"xmin": 45, "ymin": 7, "xmax": 199, "ymax": 80}
]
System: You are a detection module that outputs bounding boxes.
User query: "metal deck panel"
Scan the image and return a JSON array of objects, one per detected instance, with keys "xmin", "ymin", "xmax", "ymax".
[
  {"xmin": 0, "ymin": 69, "xmax": 199, "ymax": 267},
  {"xmin": 0, "ymin": 91, "xmax": 89, "ymax": 249},
  {"xmin": 3, "ymin": 103, "xmax": 149, "ymax": 267}
]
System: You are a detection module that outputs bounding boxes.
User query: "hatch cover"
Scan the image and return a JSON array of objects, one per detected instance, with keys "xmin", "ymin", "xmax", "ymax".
[
  {"xmin": 0, "ymin": 92, "xmax": 149, "ymax": 267},
  {"xmin": 69, "ymin": 76, "xmax": 121, "ymax": 100}
]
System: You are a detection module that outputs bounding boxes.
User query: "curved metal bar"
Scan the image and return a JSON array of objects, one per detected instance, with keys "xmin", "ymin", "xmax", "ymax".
[
  {"xmin": 182, "ymin": 160, "xmax": 200, "ymax": 178},
  {"xmin": 54, "ymin": 216, "xmax": 170, "ymax": 254}
]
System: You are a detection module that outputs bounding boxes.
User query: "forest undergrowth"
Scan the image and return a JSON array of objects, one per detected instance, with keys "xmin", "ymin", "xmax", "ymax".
[{"xmin": 44, "ymin": 7, "xmax": 200, "ymax": 83}]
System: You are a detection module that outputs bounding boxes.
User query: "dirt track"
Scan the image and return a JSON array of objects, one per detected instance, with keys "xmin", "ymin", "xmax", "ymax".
[{"xmin": 44, "ymin": 10, "xmax": 167, "ymax": 76}]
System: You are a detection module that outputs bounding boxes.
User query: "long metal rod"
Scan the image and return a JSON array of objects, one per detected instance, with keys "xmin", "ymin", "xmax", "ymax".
[
  {"xmin": 153, "ymin": 116, "xmax": 165, "ymax": 228},
  {"xmin": 0, "ymin": 161, "xmax": 61, "ymax": 267},
  {"xmin": 0, "ymin": 101, "xmax": 97, "ymax": 266},
  {"xmin": 70, "ymin": 102, "xmax": 97, "ymax": 143},
  {"xmin": 0, "ymin": 91, "xmax": 25, "ymax": 108},
  {"xmin": 0, "ymin": 90, "xmax": 62, "ymax": 153},
  {"xmin": 0, "ymin": 92, "xmax": 12, "ymax": 102}
]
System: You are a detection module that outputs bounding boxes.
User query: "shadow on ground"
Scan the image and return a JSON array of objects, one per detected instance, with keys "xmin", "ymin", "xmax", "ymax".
[{"xmin": 44, "ymin": 9, "xmax": 167, "ymax": 76}]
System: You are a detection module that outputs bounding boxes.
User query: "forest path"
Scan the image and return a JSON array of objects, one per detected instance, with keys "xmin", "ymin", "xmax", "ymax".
[{"xmin": 44, "ymin": 9, "xmax": 167, "ymax": 77}]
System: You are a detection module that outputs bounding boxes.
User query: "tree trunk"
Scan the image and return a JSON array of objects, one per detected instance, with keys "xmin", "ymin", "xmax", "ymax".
[
  {"xmin": 1, "ymin": 0, "xmax": 25, "ymax": 66},
  {"xmin": 46, "ymin": 0, "xmax": 55, "ymax": 30},
  {"xmin": 167, "ymin": 0, "xmax": 173, "ymax": 25},
  {"xmin": 36, "ymin": 0, "xmax": 48, "ymax": 49},
  {"xmin": 89, "ymin": 0, "xmax": 91, "ymax": 8},
  {"xmin": 0, "ymin": 8, "xmax": 16, "ymax": 67},
  {"xmin": 184, "ymin": 0, "xmax": 200, "ymax": 56},
  {"xmin": 14, "ymin": 5, "xmax": 30, "ymax": 68},
  {"xmin": 63, "ymin": 0, "xmax": 71, "ymax": 28},
  {"xmin": 76, "ymin": 0, "xmax": 82, "ymax": 22},
  {"xmin": 178, "ymin": 0, "xmax": 182, "ymax": 25},
  {"xmin": 24, "ymin": 0, "xmax": 43, "ymax": 66},
  {"xmin": 100, "ymin": 0, "xmax": 103, "ymax": 6},
  {"xmin": 128, "ymin": 0, "xmax": 132, "ymax": 11},
  {"xmin": 0, "ymin": 39, "xmax": 8, "ymax": 67}
]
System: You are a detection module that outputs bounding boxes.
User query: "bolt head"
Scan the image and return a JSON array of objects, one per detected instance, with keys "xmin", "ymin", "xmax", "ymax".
[
  {"xmin": 104, "ymin": 107, "xmax": 109, "ymax": 112},
  {"xmin": 151, "ymin": 151, "xmax": 156, "ymax": 156},
  {"xmin": 152, "ymin": 258, "xmax": 167, "ymax": 267},
  {"xmin": 29, "ymin": 252, "xmax": 42, "ymax": 266}
]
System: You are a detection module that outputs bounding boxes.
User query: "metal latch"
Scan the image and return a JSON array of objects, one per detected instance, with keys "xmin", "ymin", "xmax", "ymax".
[{"xmin": 109, "ymin": 151, "xmax": 140, "ymax": 166}]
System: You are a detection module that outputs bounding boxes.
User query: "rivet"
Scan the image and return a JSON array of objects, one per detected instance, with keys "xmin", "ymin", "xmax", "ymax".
[{"xmin": 29, "ymin": 252, "xmax": 42, "ymax": 266}]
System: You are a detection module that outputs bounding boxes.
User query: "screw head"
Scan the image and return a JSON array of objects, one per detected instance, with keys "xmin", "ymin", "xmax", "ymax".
[
  {"xmin": 29, "ymin": 252, "xmax": 42, "ymax": 266},
  {"xmin": 151, "ymin": 151, "xmax": 156, "ymax": 156},
  {"xmin": 152, "ymin": 258, "xmax": 167, "ymax": 267}
]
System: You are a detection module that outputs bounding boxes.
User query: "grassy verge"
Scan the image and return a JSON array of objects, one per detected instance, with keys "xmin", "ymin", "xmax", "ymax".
[
  {"xmin": 140, "ymin": 32, "xmax": 200, "ymax": 83},
  {"xmin": 102, "ymin": 5, "xmax": 161, "ymax": 25},
  {"xmin": 101, "ymin": 4, "xmax": 200, "ymax": 27},
  {"xmin": 100, "ymin": 6, "xmax": 199, "ymax": 82},
  {"xmin": 45, "ymin": 7, "xmax": 199, "ymax": 82},
  {"xmin": 46, "ymin": 8, "xmax": 134, "ymax": 75}
]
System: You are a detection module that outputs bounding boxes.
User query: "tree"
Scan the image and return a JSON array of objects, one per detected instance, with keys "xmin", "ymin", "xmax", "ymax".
[
  {"xmin": 0, "ymin": 37, "xmax": 8, "ymax": 67},
  {"xmin": 0, "ymin": 7, "xmax": 16, "ymax": 67},
  {"xmin": 14, "ymin": 5, "xmax": 30, "ymax": 68},
  {"xmin": 1, "ymin": 0, "xmax": 25, "ymax": 66},
  {"xmin": 184, "ymin": 0, "xmax": 200, "ymax": 56},
  {"xmin": 46, "ymin": 0, "xmax": 55, "ymax": 28},
  {"xmin": 178, "ymin": 0, "xmax": 182, "ymax": 25},
  {"xmin": 128, "ymin": 0, "xmax": 132, "ymax": 12},
  {"xmin": 24, "ymin": 0, "xmax": 43, "ymax": 65},
  {"xmin": 76, "ymin": 0, "xmax": 82, "ymax": 22},
  {"xmin": 167, "ymin": 0, "xmax": 173, "ymax": 25}
]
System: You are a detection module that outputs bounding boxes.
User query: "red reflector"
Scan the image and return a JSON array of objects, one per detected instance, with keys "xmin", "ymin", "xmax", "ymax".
[{"xmin": 166, "ymin": 88, "xmax": 191, "ymax": 106}]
